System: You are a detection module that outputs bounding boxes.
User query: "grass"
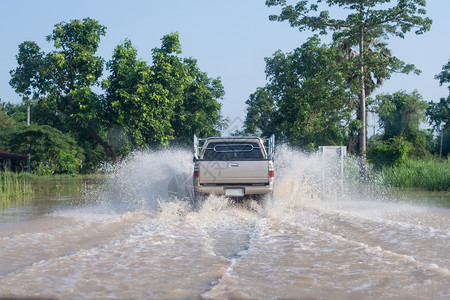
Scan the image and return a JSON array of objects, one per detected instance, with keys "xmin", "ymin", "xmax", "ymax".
[
  {"xmin": 381, "ymin": 157, "xmax": 450, "ymax": 191},
  {"xmin": 0, "ymin": 171, "xmax": 33, "ymax": 204}
]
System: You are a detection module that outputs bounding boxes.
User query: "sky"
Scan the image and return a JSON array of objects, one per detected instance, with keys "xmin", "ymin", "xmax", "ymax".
[{"xmin": 1, "ymin": 0, "xmax": 449, "ymax": 135}]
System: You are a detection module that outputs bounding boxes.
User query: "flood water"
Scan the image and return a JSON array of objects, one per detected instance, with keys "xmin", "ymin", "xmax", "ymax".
[{"xmin": 0, "ymin": 148, "xmax": 449, "ymax": 299}]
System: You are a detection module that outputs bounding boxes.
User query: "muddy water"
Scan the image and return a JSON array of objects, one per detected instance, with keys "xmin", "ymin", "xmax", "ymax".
[{"xmin": 0, "ymin": 148, "xmax": 448, "ymax": 299}]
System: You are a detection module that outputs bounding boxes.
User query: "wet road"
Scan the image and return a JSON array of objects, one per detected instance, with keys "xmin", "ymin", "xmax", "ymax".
[{"xmin": 0, "ymin": 149, "xmax": 448, "ymax": 299}]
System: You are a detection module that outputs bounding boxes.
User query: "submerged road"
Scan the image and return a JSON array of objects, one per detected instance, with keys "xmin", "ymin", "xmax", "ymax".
[{"xmin": 0, "ymin": 149, "xmax": 448, "ymax": 299}]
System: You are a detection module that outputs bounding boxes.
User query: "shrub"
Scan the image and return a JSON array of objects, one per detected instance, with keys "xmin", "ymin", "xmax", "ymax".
[{"xmin": 367, "ymin": 137, "xmax": 412, "ymax": 169}]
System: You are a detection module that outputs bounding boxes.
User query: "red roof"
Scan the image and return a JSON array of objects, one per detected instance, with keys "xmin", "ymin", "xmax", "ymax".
[{"xmin": 0, "ymin": 150, "xmax": 28, "ymax": 159}]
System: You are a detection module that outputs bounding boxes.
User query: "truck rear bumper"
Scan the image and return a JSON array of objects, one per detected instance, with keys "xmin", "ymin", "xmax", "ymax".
[{"xmin": 194, "ymin": 182, "xmax": 273, "ymax": 196}]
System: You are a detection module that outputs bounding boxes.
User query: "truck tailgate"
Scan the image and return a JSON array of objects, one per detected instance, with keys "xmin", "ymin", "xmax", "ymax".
[{"xmin": 199, "ymin": 161, "xmax": 269, "ymax": 184}]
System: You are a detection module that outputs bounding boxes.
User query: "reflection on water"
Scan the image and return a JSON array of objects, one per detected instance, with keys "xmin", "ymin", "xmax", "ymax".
[
  {"xmin": 391, "ymin": 188, "xmax": 450, "ymax": 208},
  {"xmin": 0, "ymin": 177, "xmax": 102, "ymax": 224}
]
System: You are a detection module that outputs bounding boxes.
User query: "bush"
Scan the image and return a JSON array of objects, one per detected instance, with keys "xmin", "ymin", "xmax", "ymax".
[
  {"xmin": 55, "ymin": 150, "xmax": 81, "ymax": 175},
  {"xmin": 367, "ymin": 137, "xmax": 412, "ymax": 169},
  {"xmin": 33, "ymin": 162, "xmax": 53, "ymax": 176}
]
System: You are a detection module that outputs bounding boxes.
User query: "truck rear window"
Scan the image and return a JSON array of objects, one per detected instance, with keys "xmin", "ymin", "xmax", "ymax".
[{"xmin": 202, "ymin": 142, "xmax": 264, "ymax": 161}]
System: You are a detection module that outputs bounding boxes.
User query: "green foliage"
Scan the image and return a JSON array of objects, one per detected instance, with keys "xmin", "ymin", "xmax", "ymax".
[
  {"xmin": 9, "ymin": 18, "xmax": 114, "ymax": 161},
  {"xmin": 8, "ymin": 124, "xmax": 84, "ymax": 174},
  {"xmin": 32, "ymin": 163, "xmax": 53, "ymax": 176},
  {"xmin": 374, "ymin": 90, "xmax": 427, "ymax": 139},
  {"xmin": 10, "ymin": 20, "xmax": 225, "ymax": 165},
  {"xmin": 0, "ymin": 103, "xmax": 16, "ymax": 149},
  {"xmin": 103, "ymin": 34, "xmax": 225, "ymax": 146},
  {"xmin": 371, "ymin": 90, "xmax": 430, "ymax": 157},
  {"xmin": 243, "ymin": 36, "xmax": 353, "ymax": 149},
  {"xmin": 427, "ymin": 97, "xmax": 450, "ymax": 133},
  {"xmin": 266, "ymin": 0, "xmax": 432, "ymax": 154},
  {"xmin": 171, "ymin": 57, "xmax": 225, "ymax": 142},
  {"xmin": 240, "ymin": 87, "xmax": 276, "ymax": 136},
  {"xmin": 382, "ymin": 158, "xmax": 450, "ymax": 191},
  {"xmin": 427, "ymin": 59, "xmax": 450, "ymax": 157},
  {"xmin": 435, "ymin": 59, "xmax": 450, "ymax": 91},
  {"xmin": 56, "ymin": 150, "xmax": 82, "ymax": 175},
  {"xmin": 367, "ymin": 137, "xmax": 412, "ymax": 169},
  {"xmin": 266, "ymin": 0, "xmax": 432, "ymax": 37}
]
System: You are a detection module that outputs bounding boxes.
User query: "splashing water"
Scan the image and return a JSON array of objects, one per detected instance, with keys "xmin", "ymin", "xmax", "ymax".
[{"xmin": 0, "ymin": 147, "xmax": 448, "ymax": 299}]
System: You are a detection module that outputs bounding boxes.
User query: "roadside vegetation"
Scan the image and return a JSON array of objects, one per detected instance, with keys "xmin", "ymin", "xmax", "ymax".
[
  {"xmin": 381, "ymin": 158, "xmax": 450, "ymax": 191},
  {"xmin": 0, "ymin": 171, "xmax": 32, "ymax": 204},
  {"xmin": 0, "ymin": 2, "xmax": 449, "ymax": 195}
]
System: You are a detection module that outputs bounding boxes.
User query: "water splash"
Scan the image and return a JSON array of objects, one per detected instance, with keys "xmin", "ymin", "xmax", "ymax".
[{"xmin": 78, "ymin": 145, "xmax": 425, "ymax": 220}]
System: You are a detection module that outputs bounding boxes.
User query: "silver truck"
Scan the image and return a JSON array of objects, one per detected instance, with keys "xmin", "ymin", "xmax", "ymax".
[{"xmin": 192, "ymin": 135, "xmax": 275, "ymax": 204}]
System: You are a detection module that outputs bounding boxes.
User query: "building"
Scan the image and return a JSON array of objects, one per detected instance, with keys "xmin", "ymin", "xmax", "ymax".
[{"xmin": 0, "ymin": 150, "xmax": 29, "ymax": 172}]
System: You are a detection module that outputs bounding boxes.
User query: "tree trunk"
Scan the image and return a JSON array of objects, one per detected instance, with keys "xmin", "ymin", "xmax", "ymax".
[
  {"xmin": 84, "ymin": 126, "xmax": 119, "ymax": 163},
  {"xmin": 358, "ymin": 23, "xmax": 367, "ymax": 180}
]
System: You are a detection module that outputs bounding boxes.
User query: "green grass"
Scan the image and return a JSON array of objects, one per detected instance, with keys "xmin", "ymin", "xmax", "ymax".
[
  {"xmin": 381, "ymin": 158, "xmax": 450, "ymax": 191},
  {"xmin": 0, "ymin": 171, "xmax": 33, "ymax": 204}
]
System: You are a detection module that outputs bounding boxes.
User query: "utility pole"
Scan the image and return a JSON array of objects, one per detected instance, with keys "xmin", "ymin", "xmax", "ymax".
[{"xmin": 440, "ymin": 124, "xmax": 444, "ymax": 159}]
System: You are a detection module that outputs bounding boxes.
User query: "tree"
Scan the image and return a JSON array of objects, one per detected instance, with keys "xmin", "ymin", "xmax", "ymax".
[
  {"xmin": 435, "ymin": 59, "xmax": 450, "ymax": 90},
  {"xmin": 427, "ymin": 59, "xmax": 450, "ymax": 132},
  {"xmin": 374, "ymin": 90, "xmax": 427, "ymax": 140},
  {"xmin": 171, "ymin": 57, "xmax": 225, "ymax": 142},
  {"xmin": 9, "ymin": 125, "xmax": 84, "ymax": 174},
  {"xmin": 103, "ymin": 33, "xmax": 225, "ymax": 146},
  {"xmin": 265, "ymin": 0, "xmax": 432, "ymax": 158},
  {"xmin": 243, "ymin": 36, "xmax": 354, "ymax": 149},
  {"xmin": 0, "ymin": 101, "xmax": 16, "ymax": 150},
  {"xmin": 102, "ymin": 39, "xmax": 171, "ymax": 150},
  {"xmin": 10, "ymin": 21, "xmax": 225, "ymax": 165},
  {"xmin": 372, "ymin": 90, "xmax": 432, "ymax": 157},
  {"xmin": 240, "ymin": 87, "xmax": 277, "ymax": 136},
  {"xmin": 9, "ymin": 18, "xmax": 117, "ymax": 161},
  {"xmin": 427, "ymin": 59, "xmax": 450, "ymax": 156}
]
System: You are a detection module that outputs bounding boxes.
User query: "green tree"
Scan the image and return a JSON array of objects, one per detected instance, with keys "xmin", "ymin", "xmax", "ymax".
[
  {"xmin": 266, "ymin": 0, "xmax": 432, "ymax": 157},
  {"xmin": 102, "ymin": 39, "xmax": 167, "ymax": 151},
  {"xmin": 0, "ymin": 101, "xmax": 16, "ymax": 150},
  {"xmin": 10, "ymin": 21, "xmax": 225, "ymax": 165},
  {"xmin": 9, "ymin": 18, "xmax": 117, "ymax": 161},
  {"xmin": 372, "ymin": 90, "xmax": 430, "ymax": 156},
  {"xmin": 427, "ymin": 59, "xmax": 450, "ymax": 132},
  {"xmin": 9, "ymin": 125, "xmax": 84, "ymax": 174},
  {"xmin": 243, "ymin": 36, "xmax": 353, "ymax": 149},
  {"xmin": 171, "ymin": 57, "xmax": 225, "ymax": 142},
  {"xmin": 240, "ymin": 87, "xmax": 277, "ymax": 136},
  {"xmin": 103, "ymin": 33, "xmax": 225, "ymax": 146},
  {"xmin": 427, "ymin": 59, "xmax": 450, "ymax": 156}
]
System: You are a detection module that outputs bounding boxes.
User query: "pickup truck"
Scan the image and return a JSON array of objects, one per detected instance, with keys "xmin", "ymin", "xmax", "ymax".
[{"xmin": 192, "ymin": 135, "xmax": 275, "ymax": 205}]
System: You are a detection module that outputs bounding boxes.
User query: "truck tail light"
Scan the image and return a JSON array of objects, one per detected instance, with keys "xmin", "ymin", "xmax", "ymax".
[
  {"xmin": 194, "ymin": 165, "xmax": 199, "ymax": 178},
  {"xmin": 269, "ymin": 170, "xmax": 274, "ymax": 178}
]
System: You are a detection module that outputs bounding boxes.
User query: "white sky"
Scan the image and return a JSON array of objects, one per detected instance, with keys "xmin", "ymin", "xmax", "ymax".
[{"xmin": 1, "ymin": 0, "xmax": 449, "ymax": 134}]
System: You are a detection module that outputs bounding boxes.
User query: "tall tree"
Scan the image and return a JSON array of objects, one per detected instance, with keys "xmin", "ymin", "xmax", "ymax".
[
  {"xmin": 427, "ymin": 59, "xmax": 450, "ymax": 132},
  {"xmin": 240, "ymin": 87, "xmax": 277, "ymax": 136},
  {"xmin": 427, "ymin": 59, "xmax": 450, "ymax": 156},
  {"xmin": 102, "ymin": 39, "xmax": 174, "ymax": 150},
  {"xmin": 9, "ymin": 18, "xmax": 117, "ymax": 161},
  {"xmin": 171, "ymin": 57, "xmax": 225, "ymax": 142},
  {"xmin": 373, "ymin": 90, "xmax": 427, "ymax": 141},
  {"xmin": 265, "ymin": 0, "xmax": 432, "ymax": 159},
  {"xmin": 103, "ymin": 33, "xmax": 226, "ymax": 146},
  {"xmin": 243, "ymin": 36, "xmax": 354, "ymax": 149}
]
